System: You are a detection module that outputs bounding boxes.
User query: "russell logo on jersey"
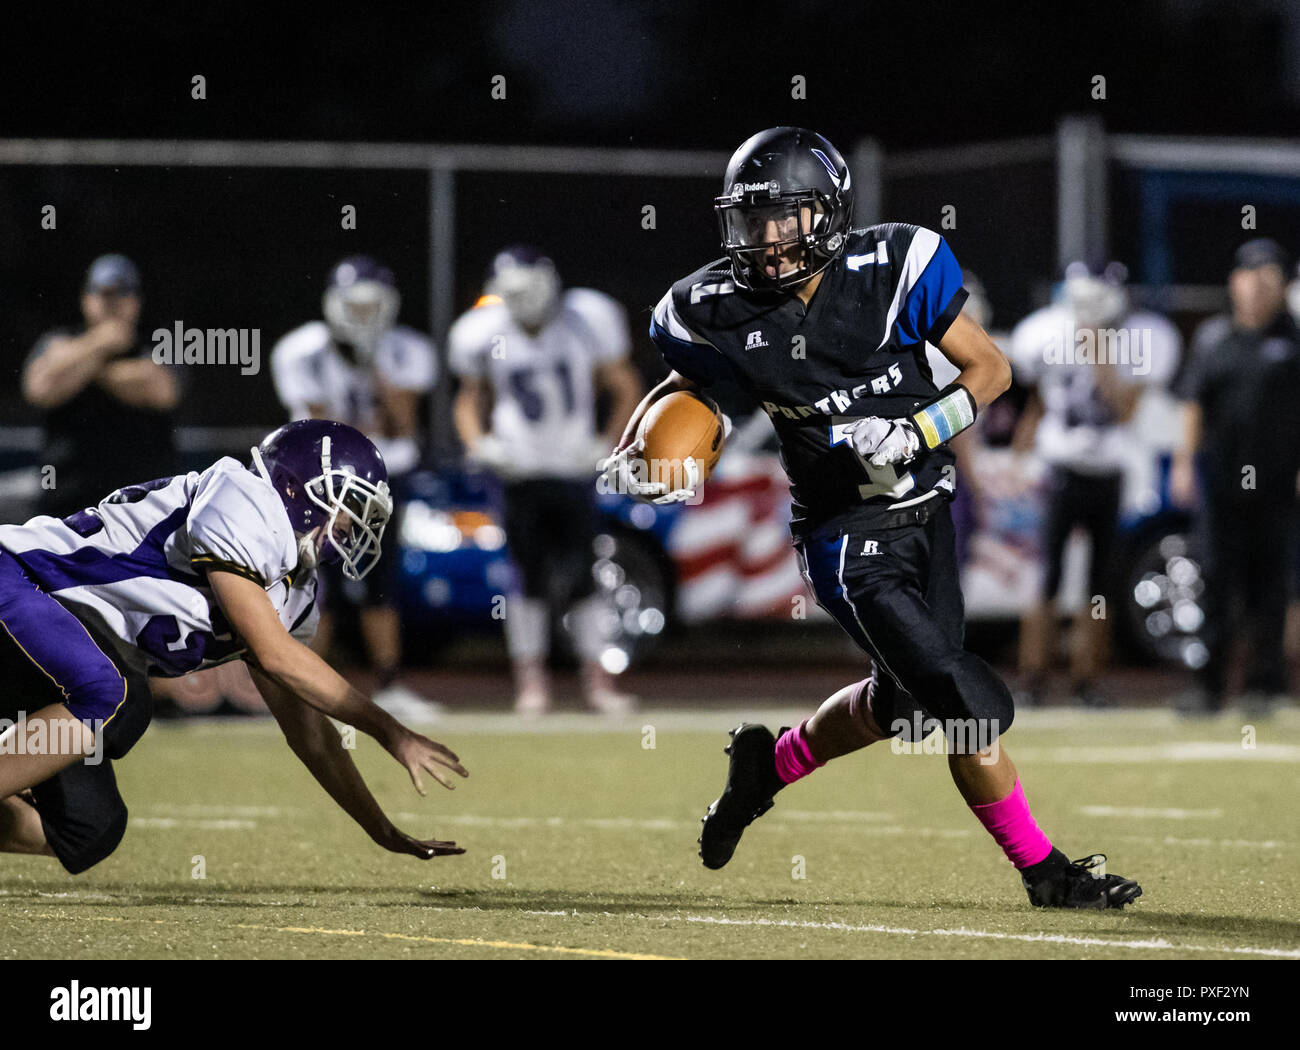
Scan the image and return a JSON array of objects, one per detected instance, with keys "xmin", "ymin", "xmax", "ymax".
[{"xmin": 745, "ymin": 330, "xmax": 770, "ymax": 350}]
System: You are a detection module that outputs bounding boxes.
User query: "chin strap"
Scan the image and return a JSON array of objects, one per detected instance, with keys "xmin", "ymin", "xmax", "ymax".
[
  {"xmin": 252, "ymin": 443, "xmax": 320, "ymax": 573},
  {"xmin": 296, "ymin": 533, "xmax": 319, "ymax": 571},
  {"xmin": 910, "ymin": 382, "xmax": 978, "ymax": 451},
  {"xmin": 249, "ymin": 445, "xmax": 273, "ymax": 485}
]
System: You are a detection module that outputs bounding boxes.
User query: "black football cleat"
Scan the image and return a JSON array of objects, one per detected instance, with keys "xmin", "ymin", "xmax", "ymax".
[
  {"xmin": 1022, "ymin": 850, "xmax": 1143, "ymax": 909},
  {"xmin": 698, "ymin": 723, "xmax": 786, "ymax": 870}
]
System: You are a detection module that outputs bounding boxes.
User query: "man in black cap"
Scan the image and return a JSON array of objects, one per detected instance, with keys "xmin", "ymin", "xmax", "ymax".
[
  {"xmin": 21, "ymin": 255, "xmax": 179, "ymax": 516},
  {"xmin": 1171, "ymin": 238, "xmax": 1300, "ymax": 714}
]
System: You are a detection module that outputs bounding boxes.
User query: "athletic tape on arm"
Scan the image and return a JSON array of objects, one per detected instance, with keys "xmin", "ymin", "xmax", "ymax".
[{"xmin": 910, "ymin": 382, "xmax": 977, "ymax": 450}]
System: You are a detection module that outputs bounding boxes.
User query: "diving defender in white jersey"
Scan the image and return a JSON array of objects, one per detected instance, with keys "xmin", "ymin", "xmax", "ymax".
[{"xmin": 0, "ymin": 420, "xmax": 467, "ymax": 874}]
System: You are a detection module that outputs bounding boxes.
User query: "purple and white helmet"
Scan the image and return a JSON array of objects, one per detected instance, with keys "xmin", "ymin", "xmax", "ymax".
[
  {"xmin": 250, "ymin": 419, "xmax": 393, "ymax": 580},
  {"xmin": 323, "ymin": 255, "xmax": 401, "ymax": 357}
]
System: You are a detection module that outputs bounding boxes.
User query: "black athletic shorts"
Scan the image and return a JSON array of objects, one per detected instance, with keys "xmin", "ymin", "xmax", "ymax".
[
  {"xmin": 1039, "ymin": 466, "xmax": 1122, "ymax": 602},
  {"xmin": 0, "ymin": 618, "xmax": 152, "ymax": 874},
  {"xmin": 500, "ymin": 477, "xmax": 598, "ymax": 604}
]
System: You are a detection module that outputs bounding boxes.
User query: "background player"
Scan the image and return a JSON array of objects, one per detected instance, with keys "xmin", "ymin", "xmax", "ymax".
[
  {"xmin": 449, "ymin": 246, "xmax": 643, "ymax": 715},
  {"xmin": 0, "ymin": 419, "xmax": 467, "ymax": 872},
  {"xmin": 1010, "ymin": 261, "xmax": 1182, "ymax": 706},
  {"xmin": 271, "ymin": 257, "xmax": 438, "ymax": 721},
  {"xmin": 610, "ymin": 127, "xmax": 1142, "ymax": 908}
]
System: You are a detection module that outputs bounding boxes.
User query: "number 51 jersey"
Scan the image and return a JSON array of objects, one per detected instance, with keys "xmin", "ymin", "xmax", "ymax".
[
  {"xmin": 0, "ymin": 458, "xmax": 319, "ymax": 678},
  {"xmin": 650, "ymin": 223, "xmax": 970, "ymax": 533}
]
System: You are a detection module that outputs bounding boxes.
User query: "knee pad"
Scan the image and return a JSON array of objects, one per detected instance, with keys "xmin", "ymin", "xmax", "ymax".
[{"xmin": 56, "ymin": 802, "xmax": 128, "ymax": 875}]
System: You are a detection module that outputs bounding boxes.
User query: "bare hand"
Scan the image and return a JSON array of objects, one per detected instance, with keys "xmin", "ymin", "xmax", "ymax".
[
  {"xmin": 391, "ymin": 729, "xmax": 468, "ymax": 795},
  {"xmin": 91, "ymin": 317, "xmax": 136, "ymax": 356},
  {"xmin": 1170, "ymin": 455, "xmax": 1197, "ymax": 507},
  {"xmin": 383, "ymin": 828, "xmax": 466, "ymax": 859}
]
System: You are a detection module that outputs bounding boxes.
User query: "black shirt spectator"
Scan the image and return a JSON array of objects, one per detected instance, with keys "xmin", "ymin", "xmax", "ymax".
[
  {"xmin": 1171, "ymin": 238, "xmax": 1300, "ymax": 711},
  {"xmin": 22, "ymin": 255, "xmax": 179, "ymax": 517}
]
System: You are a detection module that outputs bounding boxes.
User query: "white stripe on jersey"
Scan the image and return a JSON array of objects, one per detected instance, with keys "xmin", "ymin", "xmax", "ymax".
[
  {"xmin": 654, "ymin": 289, "xmax": 714, "ymax": 344},
  {"xmin": 876, "ymin": 227, "xmax": 940, "ymax": 351}
]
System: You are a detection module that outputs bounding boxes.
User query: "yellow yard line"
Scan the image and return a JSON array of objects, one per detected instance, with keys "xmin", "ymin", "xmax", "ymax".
[{"xmin": 28, "ymin": 911, "xmax": 680, "ymax": 960}]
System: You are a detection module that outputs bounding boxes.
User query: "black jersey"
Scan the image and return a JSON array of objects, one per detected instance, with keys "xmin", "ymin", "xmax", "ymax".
[{"xmin": 649, "ymin": 223, "xmax": 969, "ymax": 532}]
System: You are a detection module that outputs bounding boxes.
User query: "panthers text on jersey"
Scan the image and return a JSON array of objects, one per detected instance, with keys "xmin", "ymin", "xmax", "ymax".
[
  {"xmin": 448, "ymin": 288, "xmax": 629, "ymax": 478},
  {"xmin": 270, "ymin": 322, "xmax": 437, "ymax": 476},
  {"xmin": 0, "ymin": 458, "xmax": 318, "ymax": 679},
  {"xmin": 650, "ymin": 223, "xmax": 969, "ymax": 532}
]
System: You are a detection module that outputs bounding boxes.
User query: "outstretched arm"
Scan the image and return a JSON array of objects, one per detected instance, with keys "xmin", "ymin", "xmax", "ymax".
[
  {"xmin": 248, "ymin": 664, "xmax": 464, "ymax": 858},
  {"xmin": 207, "ymin": 569, "xmax": 468, "ymax": 794}
]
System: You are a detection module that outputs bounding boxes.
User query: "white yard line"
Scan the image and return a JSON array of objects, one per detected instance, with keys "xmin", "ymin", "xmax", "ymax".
[
  {"xmin": 509, "ymin": 908, "xmax": 1299, "ymax": 959},
  {"xmin": 127, "ymin": 806, "xmax": 1286, "ymax": 849},
  {"xmin": 130, "ymin": 817, "xmax": 257, "ymax": 830},
  {"xmin": 1079, "ymin": 806, "xmax": 1224, "ymax": 819},
  {"xmin": 1011, "ymin": 743, "xmax": 1300, "ymax": 763},
  {"xmin": 10, "ymin": 894, "xmax": 1295, "ymax": 959},
  {"xmin": 165, "ymin": 706, "xmax": 1300, "ymax": 738},
  {"xmin": 676, "ymin": 915, "xmax": 1300, "ymax": 959}
]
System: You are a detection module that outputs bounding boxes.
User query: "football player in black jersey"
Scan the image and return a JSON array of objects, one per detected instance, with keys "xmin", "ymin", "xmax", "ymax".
[{"xmin": 606, "ymin": 128, "xmax": 1141, "ymax": 909}]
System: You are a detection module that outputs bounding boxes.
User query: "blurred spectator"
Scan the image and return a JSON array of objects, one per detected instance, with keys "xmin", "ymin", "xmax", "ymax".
[
  {"xmin": 449, "ymin": 246, "xmax": 642, "ymax": 716},
  {"xmin": 1171, "ymin": 238, "xmax": 1300, "ymax": 715},
  {"xmin": 1010, "ymin": 262, "xmax": 1181, "ymax": 705},
  {"xmin": 270, "ymin": 256, "xmax": 438, "ymax": 721},
  {"xmin": 22, "ymin": 254, "xmax": 179, "ymax": 516}
]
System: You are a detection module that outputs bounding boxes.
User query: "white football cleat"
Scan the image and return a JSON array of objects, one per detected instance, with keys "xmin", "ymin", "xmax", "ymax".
[
  {"xmin": 513, "ymin": 659, "xmax": 551, "ymax": 718},
  {"xmin": 581, "ymin": 663, "xmax": 637, "ymax": 715},
  {"xmin": 372, "ymin": 682, "xmax": 444, "ymax": 723}
]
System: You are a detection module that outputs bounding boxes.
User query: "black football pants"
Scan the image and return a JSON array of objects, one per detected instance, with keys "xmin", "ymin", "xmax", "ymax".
[{"xmin": 795, "ymin": 501, "xmax": 1014, "ymax": 750}]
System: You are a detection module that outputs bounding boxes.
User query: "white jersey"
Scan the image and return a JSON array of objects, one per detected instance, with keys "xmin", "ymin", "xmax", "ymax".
[
  {"xmin": 270, "ymin": 321, "xmax": 437, "ymax": 475},
  {"xmin": 1009, "ymin": 304, "xmax": 1181, "ymax": 474},
  {"xmin": 448, "ymin": 288, "xmax": 629, "ymax": 478},
  {"xmin": 0, "ymin": 458, "xmax": 318, "ymax": 678}
]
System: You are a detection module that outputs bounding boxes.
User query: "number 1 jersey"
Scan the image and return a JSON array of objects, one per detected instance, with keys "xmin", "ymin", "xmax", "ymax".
[{"xmin": 650, "ymin": 223, "xmax": 969, "ymax": 532}]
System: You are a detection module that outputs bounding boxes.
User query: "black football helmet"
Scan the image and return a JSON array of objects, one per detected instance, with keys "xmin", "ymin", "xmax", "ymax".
[{"xmin": 714, "ymin": 127, "xmax": 854, "ymax": 291}]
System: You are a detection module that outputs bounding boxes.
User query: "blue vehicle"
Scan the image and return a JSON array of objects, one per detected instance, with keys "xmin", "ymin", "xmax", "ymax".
[{"xmin": 395, "ymin": 468, "xmax": 683, "ymax": 668}]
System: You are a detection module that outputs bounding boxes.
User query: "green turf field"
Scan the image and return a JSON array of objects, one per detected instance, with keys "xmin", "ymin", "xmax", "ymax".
[{"xmin": 3, "ymin": 706, "xmax": 1298, "ymax": 960}]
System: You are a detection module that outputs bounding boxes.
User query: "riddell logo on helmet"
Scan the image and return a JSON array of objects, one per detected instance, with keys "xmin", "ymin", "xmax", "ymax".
[{"xmin": 731, "ymin": 181, "xmax": 781, "ymax": 199}]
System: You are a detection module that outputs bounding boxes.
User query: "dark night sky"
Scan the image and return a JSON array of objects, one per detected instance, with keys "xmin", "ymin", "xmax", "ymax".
[
  {"xmin": 3, "ymin": 1, "xmax": 1296, "ymax": 147},
  {"xmin": 3, "ymin": 1, "xmax": 1298, "ymax": 436}
]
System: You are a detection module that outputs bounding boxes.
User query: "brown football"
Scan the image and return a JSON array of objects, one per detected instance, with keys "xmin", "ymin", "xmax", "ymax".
[{"xmin": 635, "ymin": 390, "xmax": 726, "ymax": 492}]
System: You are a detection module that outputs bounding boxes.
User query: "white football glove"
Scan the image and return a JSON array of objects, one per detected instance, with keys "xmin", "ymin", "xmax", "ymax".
[
  {"xmin": 598, "ymin": 437, "xmax": 701, "ymax": 504},
  {"xmin": 846, "ymin": 416, "xmax": 921, "ymax": 468}
]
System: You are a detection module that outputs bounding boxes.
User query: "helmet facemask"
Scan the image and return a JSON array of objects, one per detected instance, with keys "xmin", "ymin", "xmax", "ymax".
[
  {"xmin": 305, "ymin": 444, "xmax": 393, "ymax": 581},
  {"xmin": 323, "ymin": 280, "xmax": 401, "ymax": 359},
  {"xmin": 253, "ymin": 435, "xmax": 393, "ymax": 581},
  {"xmin": 715, "ymin": 194, "xmax": 844, "ymax": 291}
]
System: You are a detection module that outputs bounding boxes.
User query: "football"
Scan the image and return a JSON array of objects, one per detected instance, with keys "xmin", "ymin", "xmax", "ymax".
[{"xmin": 635, "ymin": 390, "xmax": 726, "ymax": 492}]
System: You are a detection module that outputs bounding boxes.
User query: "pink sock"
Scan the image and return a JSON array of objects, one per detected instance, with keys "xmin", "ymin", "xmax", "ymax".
[
  {"xmin": 969, "ymin": 778, "xmax": 1053, "ymax": 869},
  {"xmin": 774, "ymin": 720, "xmax": 824, "ymax": 784}
]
